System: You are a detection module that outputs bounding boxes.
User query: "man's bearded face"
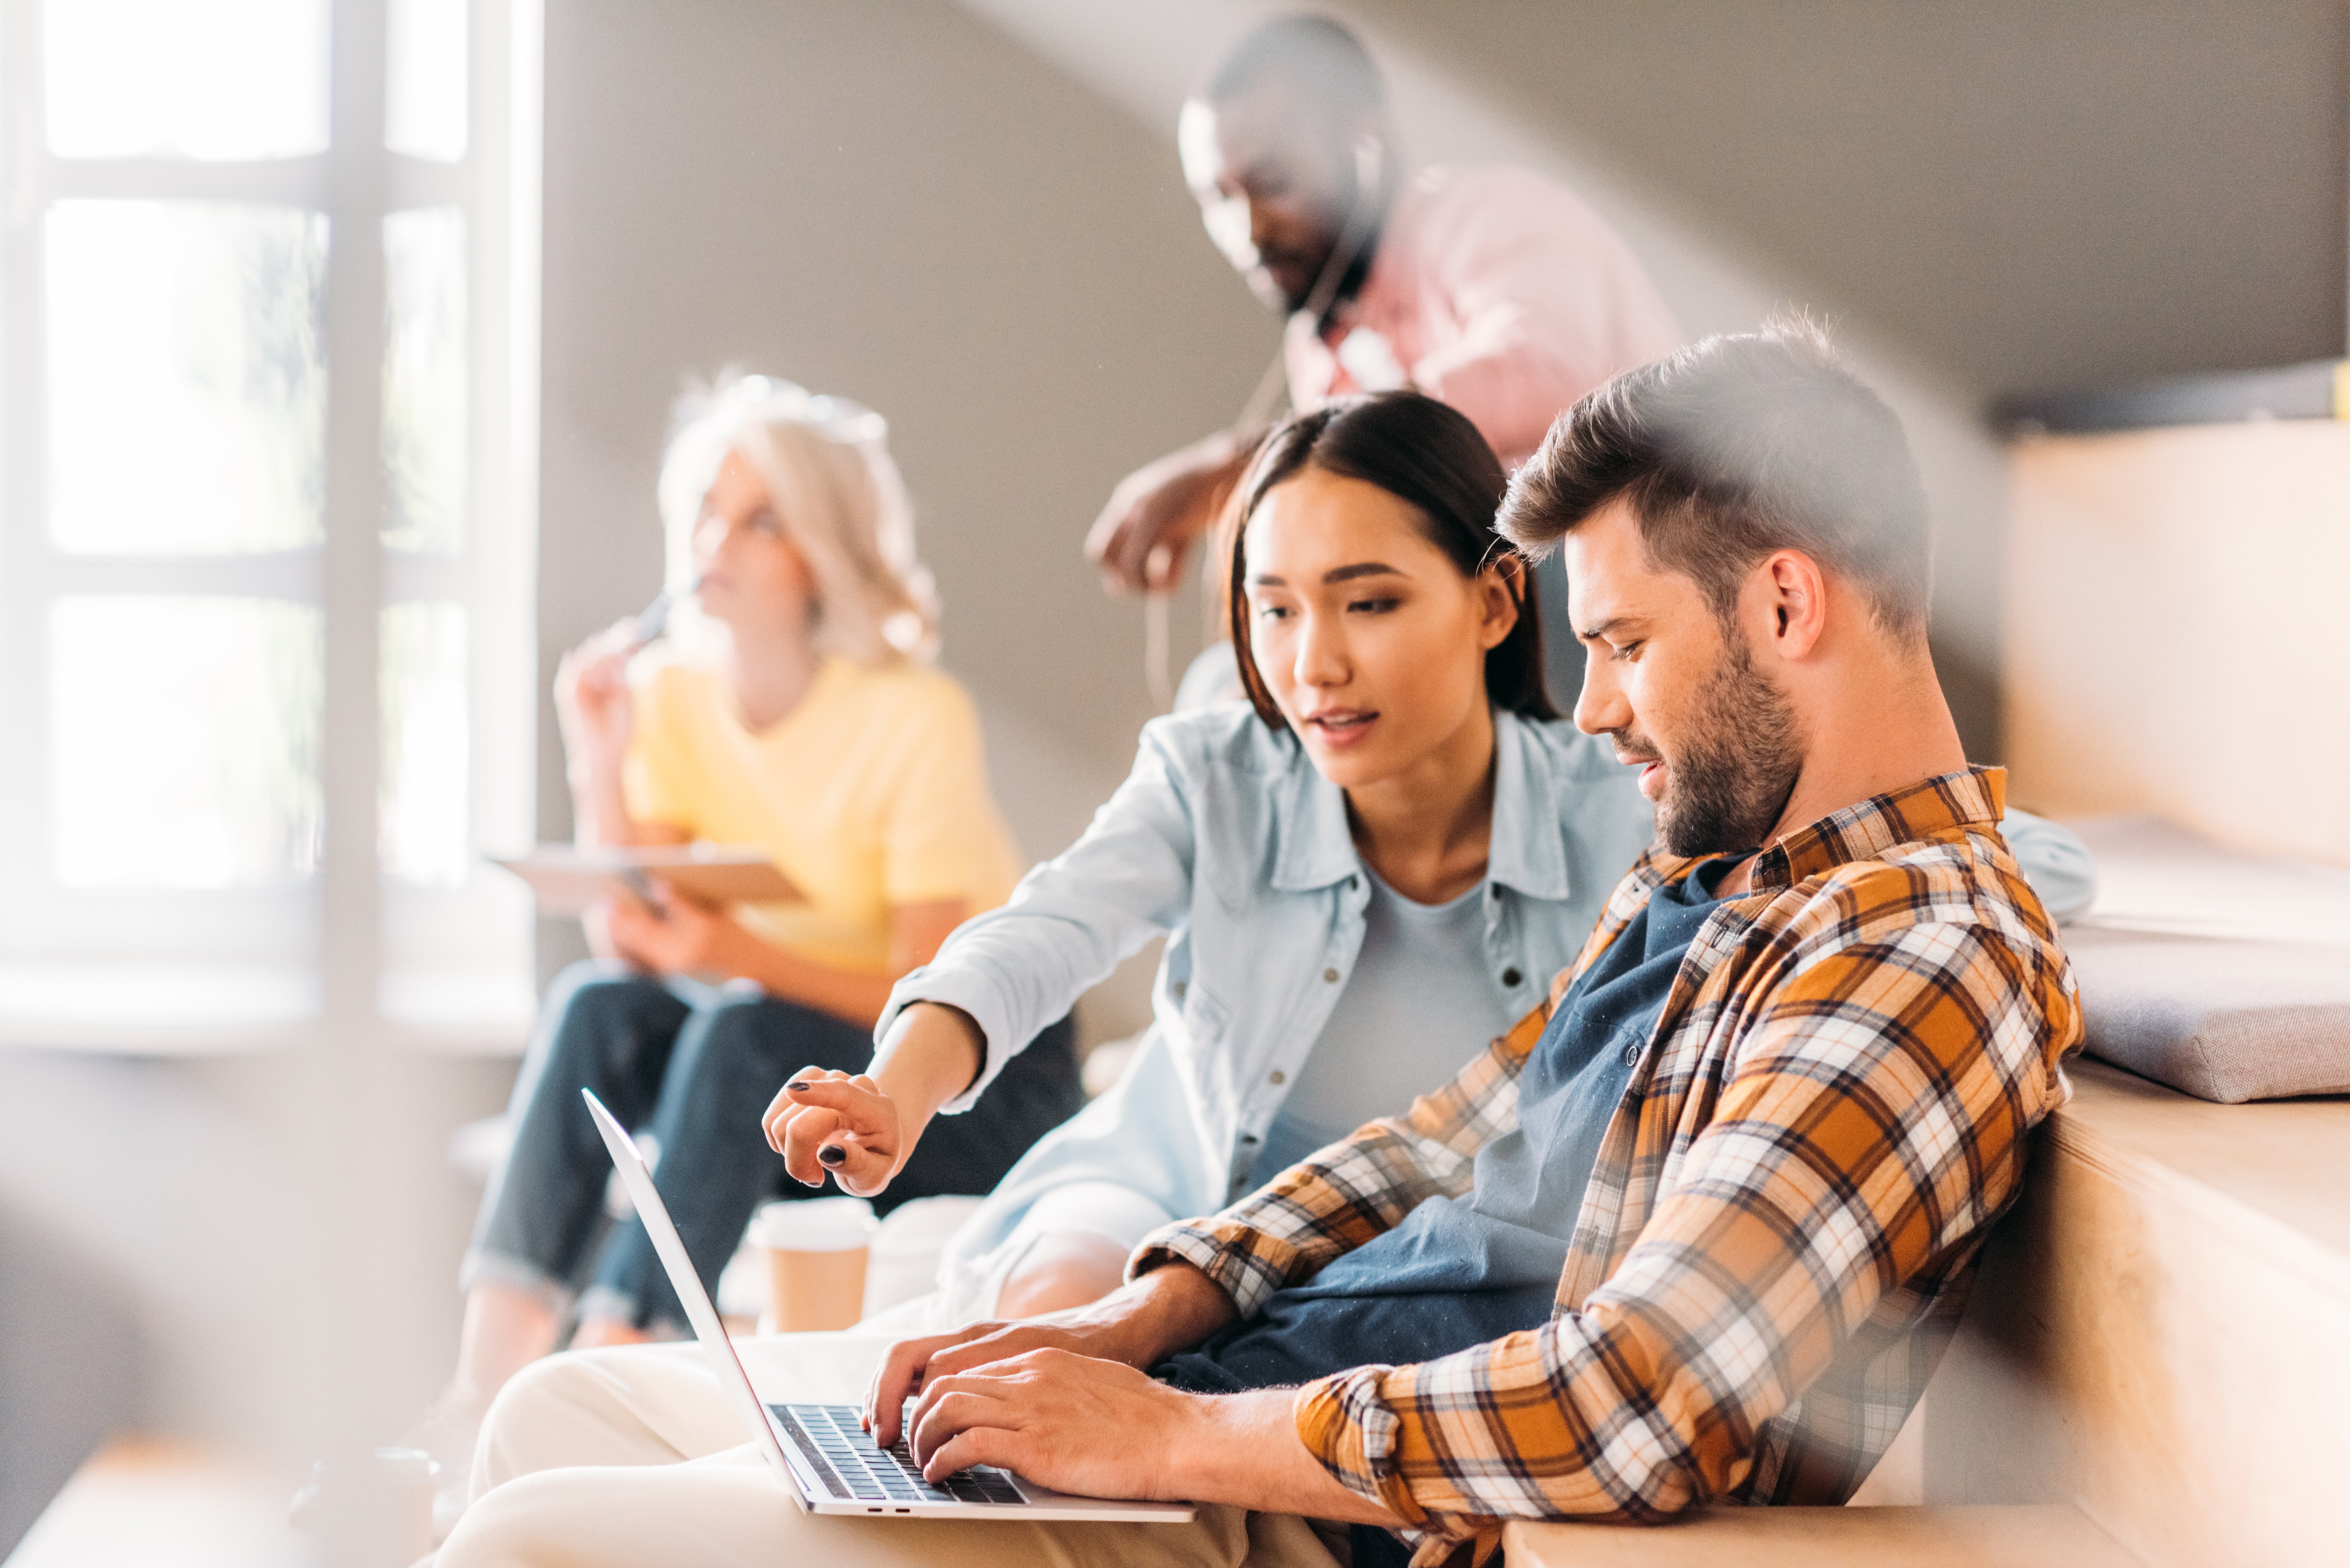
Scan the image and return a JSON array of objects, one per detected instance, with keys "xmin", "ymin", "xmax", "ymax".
[{"xmin": 1611, "ymin": 621, "xmax": 1802, "ymax": 858}]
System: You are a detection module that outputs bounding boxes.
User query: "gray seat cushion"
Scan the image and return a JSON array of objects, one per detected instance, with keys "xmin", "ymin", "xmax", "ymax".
[
  {"xmin": 2059, "ymin": 816, "xmax": 2350, "ymax": 1102},
  {"xmin": 2063, "ymin": 925, "xmax": 2350, "ymax": 1103}
]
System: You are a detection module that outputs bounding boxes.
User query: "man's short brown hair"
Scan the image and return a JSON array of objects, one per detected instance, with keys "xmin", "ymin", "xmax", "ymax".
[{"xmin": 1497, "ymin": 318, "xmax": 1933, "ymax": 639}]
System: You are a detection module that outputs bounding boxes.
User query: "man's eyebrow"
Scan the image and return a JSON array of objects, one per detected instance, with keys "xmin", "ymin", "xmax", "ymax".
[{"xmin": 1575, "ymin": 614, "xmax": 1637, "ymax": 642}]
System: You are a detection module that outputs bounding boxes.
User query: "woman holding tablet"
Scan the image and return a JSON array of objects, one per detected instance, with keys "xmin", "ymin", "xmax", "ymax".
[{"xmin": 442, "ymin": 376, "xmax": 1081, "ymax": 1430}]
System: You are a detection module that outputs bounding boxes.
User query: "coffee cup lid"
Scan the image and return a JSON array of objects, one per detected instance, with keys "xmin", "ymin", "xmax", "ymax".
[{"xmin": 754, "ymin": 1195, "xmax": 878, "ymax": 1251}]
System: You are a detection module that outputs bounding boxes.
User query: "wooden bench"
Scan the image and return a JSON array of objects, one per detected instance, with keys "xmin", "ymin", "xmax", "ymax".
[
  {"xmin": 1925, "ymin": 1058, "xmax": 2350, "ymax": 1565},
  {"xmin": 1505, "ymin": 1503, "xmax": 2134, "ymax": 1566}
]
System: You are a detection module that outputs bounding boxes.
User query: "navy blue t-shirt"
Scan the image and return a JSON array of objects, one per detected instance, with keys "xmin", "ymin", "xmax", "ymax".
[{"xmin": 1156, "ymin": 858, "xmax": 1735, "ymax": 1394}]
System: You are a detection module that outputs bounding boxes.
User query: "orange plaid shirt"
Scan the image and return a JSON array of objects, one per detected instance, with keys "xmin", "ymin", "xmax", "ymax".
[{"xmin": 1133, "ymin": 768, "xmax": 2082, "ymax": 1564}]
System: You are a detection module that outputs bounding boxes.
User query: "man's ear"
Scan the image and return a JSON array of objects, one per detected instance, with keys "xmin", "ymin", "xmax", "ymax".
[{"xmin": 1757, "ymin": 549, "xmax": 1829, "ymax": 660}]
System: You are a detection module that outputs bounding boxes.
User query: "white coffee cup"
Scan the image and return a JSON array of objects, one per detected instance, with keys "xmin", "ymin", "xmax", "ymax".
[{"xmin": 754, "ymin": 1196, "xmax": 878, "ymax": 1333}]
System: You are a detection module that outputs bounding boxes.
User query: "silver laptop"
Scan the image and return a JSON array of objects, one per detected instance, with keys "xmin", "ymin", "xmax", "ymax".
[{"xmin": 580, "ymin": 1088, "xmax": 1195, "ymax": 1523}]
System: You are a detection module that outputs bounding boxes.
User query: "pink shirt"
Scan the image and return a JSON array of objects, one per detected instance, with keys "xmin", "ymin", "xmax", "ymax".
[{"xmin": 1284, "ymin": 165, "xmax": 1682, "ymax": 469}]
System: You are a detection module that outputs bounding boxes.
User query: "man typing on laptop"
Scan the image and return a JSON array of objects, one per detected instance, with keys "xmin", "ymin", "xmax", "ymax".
[{"xmin": 439, "ymin": 323, "xmax": 2081, "ymax": 1568}]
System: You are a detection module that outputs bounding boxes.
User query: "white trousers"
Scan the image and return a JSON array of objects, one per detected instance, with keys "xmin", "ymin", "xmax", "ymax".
[{"xmin": 437, "ymin": 1334, "xmax": 1344, "ymax": 1568}]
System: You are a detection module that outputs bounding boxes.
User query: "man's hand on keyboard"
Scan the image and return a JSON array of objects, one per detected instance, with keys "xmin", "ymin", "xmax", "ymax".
[
  {"xmin": 906, "ymin": 1348, "xmax": 1197, "ymax": 1499},
  {"xmin": 862, "ymin": 1263, "xmax": 1238, "ymax": 1450},
  {"xmin": 900, "ymin": 1347, "xmax": 1402, "ymax": 1526}
]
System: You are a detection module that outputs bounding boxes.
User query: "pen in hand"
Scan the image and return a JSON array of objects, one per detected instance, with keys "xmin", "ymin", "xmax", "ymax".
[{"xmin": 628, "ymin": 573, "xmax": 704, "ymax": 645}]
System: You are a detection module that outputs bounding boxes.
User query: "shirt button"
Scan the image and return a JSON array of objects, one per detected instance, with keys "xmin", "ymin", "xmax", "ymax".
[
  {"xmin": 1501, "ymin": 967, "xmax": 1522, "ymax": 987},
  {"xmin": 1171, "ymin": 979, "xmax": 1187, "ymax": 1003},
  {"xmin": 1621, "ymin": 1042, "xmax": 1642, "ymax": 1066},
  {"xmin": 1269, "ymin": 1069, "xmax": 1287, "ymax": 1085},
  {"xmin": 1322, "ymin": 968, "xmax": 1340, "ymax": 983}
]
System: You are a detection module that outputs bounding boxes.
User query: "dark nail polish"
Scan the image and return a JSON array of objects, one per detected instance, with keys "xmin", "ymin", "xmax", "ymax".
[
  {"xmin": 785, "ymin": 1081, "xmax": 810, "ymax": 1093},
  {"xmin": 817, "ymin": 1144, "xmax": 846, "ymax": 1166}
]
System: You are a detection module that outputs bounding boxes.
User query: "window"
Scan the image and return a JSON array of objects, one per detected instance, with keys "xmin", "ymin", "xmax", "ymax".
[{"xmin": 0, "ymin": 0, "xmax": 541, "ymax": 1046}]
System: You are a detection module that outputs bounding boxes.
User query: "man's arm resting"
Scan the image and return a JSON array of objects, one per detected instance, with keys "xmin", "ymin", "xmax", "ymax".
[
  {"xmin": 1071, "ymin": 1256, "xmax": 1242, "ymax": 1369},
  {"xmin": 1084, "ymin": 1275, "xmax": 1410, "ymax": 1525},
  {"xmin": 1162, "ymin": 1385, "xmax": 1406, "ymax": 1525},
  {"xmin": 906, "ymin": 1348, "xmax": 1404, "ymax": 1527}
]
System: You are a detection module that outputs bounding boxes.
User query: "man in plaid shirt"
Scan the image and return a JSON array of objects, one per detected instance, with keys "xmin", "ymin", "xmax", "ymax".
[
  {"xmin": 440, "ymin": 322, "xmax": 2080, "ymax": 1568},
  {"xmin": 862, "ymin": 321, "xmax": 2080, "ymax": 1566}
]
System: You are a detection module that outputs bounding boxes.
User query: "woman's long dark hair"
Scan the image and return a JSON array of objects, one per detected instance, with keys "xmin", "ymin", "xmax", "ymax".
[{"xmin": 1227, "ymin": 391, "xmax": 1556, "ymax": 729}]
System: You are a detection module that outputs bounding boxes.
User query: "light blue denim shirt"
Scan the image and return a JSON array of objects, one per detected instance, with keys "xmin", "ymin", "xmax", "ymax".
[
  {"xmin": 882, "ymin": 702, "xmax": 1657, "ymax": 1221},
  {"xmin": 879, "ymin": 701, "xmax": 2100, "ymax": 1290}
]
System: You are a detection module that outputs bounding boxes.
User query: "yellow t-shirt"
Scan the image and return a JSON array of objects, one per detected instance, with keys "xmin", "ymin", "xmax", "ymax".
[{"xmin": 621, "ymin": 655, "xmax": 1023, "ymax": 975}]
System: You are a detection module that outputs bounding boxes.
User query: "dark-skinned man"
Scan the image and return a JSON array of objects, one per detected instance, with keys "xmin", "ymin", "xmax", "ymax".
[
  {"xmin": 1088, "ymin": 14, "xmax": 1679, "ymax": 705},
  {"xmin": 440, "ymin": 324, "xmax": 2081, "ymax": 1568}
]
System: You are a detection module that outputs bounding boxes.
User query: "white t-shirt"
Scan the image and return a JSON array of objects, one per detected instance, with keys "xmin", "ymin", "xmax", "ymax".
[{"xmin": 1250, "ymin": 863, "xmax": 1519, "ymax": 1180}]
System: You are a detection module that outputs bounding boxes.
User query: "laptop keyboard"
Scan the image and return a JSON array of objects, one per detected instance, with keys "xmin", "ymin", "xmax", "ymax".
[{"xmin": 775, "ymin": 1403, "xmax": 1028, "ymax": 1508}]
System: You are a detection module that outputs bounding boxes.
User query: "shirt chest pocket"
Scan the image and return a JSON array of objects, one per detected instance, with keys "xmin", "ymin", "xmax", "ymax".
[{"xmin": 1180, "ymin": 979, "xmax": 1231, "ymax": 1046}]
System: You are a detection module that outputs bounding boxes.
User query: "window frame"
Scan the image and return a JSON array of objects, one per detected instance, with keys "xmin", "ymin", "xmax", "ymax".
[{"xmin": 0, "ymin": 0, "xmax": 541, "ymax": 1050}]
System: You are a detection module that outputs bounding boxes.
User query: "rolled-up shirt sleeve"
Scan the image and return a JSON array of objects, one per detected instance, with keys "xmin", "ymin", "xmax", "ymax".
[{"xmin": 879, "ymin": 720, "xmax": 1201, "ymax": 1113}]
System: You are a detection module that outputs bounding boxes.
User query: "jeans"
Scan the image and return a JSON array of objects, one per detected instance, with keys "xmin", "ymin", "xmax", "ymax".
[{"xmin": 463, "ymin": 961, "xmax": 1083, "ymax": 1332}]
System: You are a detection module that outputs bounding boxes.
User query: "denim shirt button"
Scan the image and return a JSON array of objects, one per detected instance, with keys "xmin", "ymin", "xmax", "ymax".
[
  {"xmin": 1501, "ymin": 967, "xmax": 1523, "ymax": 987},
  {"xmin": 1269, "ymin": 1069, "xmax": 1286, "ymax": 1085},
  {"xmin": 1621, "ymin": 1041, "xmax": 1642, "ymax": 1066},
  {"xmin": 1322, "ymin": 968, "xmax": 1340, "ymax": 983},
  {"xmin": 1171, "ymin": 979, "xmax": 1187, "ymax": 1003}
]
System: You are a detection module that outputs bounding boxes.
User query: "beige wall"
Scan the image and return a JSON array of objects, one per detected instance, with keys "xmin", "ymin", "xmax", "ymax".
[
  {"xmin": 1347, "ymin": 0, "xmax": 2349, "ymax": 398},
  {"xmin": 535, "ymin": 0, "xmax": 1270, "ymax": 868},
  {"xmin": 2005, "ymin": 424, "xmax": 2350, "ymax": 866}
]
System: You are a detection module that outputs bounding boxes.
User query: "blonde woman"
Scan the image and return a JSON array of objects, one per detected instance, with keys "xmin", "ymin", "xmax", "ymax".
[{"xmin": 443, "ymin": 376, "xmax": 1080, "ymax": 1427}]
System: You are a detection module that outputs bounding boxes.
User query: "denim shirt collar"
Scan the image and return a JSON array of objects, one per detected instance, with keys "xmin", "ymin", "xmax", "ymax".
[{"xmin": 1267, "ymin": 709, "xmax": 1576, "ymax": 902}]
